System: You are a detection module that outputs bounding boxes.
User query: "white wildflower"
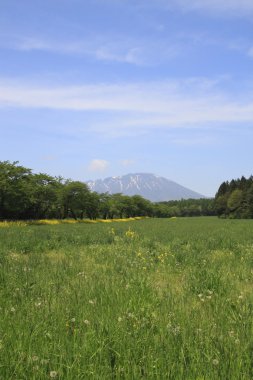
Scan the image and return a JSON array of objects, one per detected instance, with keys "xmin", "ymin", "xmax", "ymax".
[{"xmin": 50, "ymin": 371, "xmax": 58, "ymax": 378}]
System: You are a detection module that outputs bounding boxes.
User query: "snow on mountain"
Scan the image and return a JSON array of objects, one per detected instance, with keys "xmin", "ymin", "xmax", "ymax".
[{"xmin": 87, "ymin": 173, "xmax": 204, "ymax": 202}]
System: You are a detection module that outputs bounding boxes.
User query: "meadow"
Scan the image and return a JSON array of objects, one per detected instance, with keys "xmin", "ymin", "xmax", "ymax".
[{"xmin": 0, "ymin": 217, "xmax": 253, "ymax": 379}]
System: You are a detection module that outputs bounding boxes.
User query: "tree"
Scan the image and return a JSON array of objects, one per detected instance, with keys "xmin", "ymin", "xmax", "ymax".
[
  {"xmin": 0, "ymin": 161, "xmax": 32, "ymax": 219},
  {"xmin": 214, "ymin": 195, "xmax": 228, "ymax": 217},
  {"xmin": 227, "ymin": 189, "xmax": 243, "ymax": 217},
  {"xmin": 85, "ymin": 192, "xmax": 100, "ymax": 220},
  {"xmin": 23, "ymin": 173, "xmax": 63, "ymax": 219},
  {"xmin": 216, "ymin": 181, "xmax": 229, "ymax": 197},
  {"xmin": 62, "ymin": 181, "xmax": 91, "ymax": 219},
  {"xmin": 244, "ymin": 184, "xmax": 253, "ymax": 218},
  {"xmin": 131, "ymin": 195, "xmax": 153, "ymax": 216},
  {"xmin": 98, "ymin": 193, "xmax": 111, "ymax": 219}
]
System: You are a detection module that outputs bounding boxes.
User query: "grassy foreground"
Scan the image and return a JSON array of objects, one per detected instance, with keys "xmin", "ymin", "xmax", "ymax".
[{"xmin": 1, "ymin": 217, "xmax": 253, "ymax": 379}]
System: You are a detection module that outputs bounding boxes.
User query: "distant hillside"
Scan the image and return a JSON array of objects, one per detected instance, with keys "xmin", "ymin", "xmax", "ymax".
[{"xmin": 87, "ymin": 173, "xmax": 204, "ymax": 201}]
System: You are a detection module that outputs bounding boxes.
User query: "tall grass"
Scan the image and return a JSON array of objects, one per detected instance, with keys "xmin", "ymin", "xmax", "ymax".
[{"xmin": 1, "ymin": 217, "xmax": 253, "ymax": 379}]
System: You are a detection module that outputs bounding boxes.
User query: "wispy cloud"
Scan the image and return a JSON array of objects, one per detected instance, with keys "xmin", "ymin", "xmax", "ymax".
[
  {"xmin": 14, "ymin": 34, "xmax": 253, "ymax": 64},
  {"xmin": 88, "ymin": 159, "xmax": 109, "ymax": 172},
  {"xmin": 15, "ymin": 36, "xmax": 144, "ymax": 64},
  {"xmin": 174, "ymin": 0, "xmax": 253, "ymax": 13},
  {"xmin": 0, "ymin": 77, "xmax": 253, "ymax": 136},
  {"xmin": 136, "ymin": 0, "xmax": 253, "ymax": 16},
  {"xmin": 2, "ymin": 34, "xmax": 180, "ymax": 66}
]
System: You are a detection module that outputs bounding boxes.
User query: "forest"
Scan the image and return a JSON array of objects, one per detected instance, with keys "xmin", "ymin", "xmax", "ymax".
[{"xmin": 214, "ymin": 176, "xmax": 253, "ymax": 218}]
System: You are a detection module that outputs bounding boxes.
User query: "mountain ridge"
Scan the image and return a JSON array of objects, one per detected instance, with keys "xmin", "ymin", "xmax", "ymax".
[{"xmin": 87, "ymin": 173, "xmax": 204, "ymax": 201}]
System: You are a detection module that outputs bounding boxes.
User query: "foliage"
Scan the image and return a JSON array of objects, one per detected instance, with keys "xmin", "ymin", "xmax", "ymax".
[
  {"xmin": 215, "ymin": 176, "xmax": 253, "ymax": 218},
  {"xmin": 0, "ymin": 161, "xmax": 215, "ymax": 220},
  {"xmin": 154, "ymin": 198, "xmax": 215, "ymax": 218}
]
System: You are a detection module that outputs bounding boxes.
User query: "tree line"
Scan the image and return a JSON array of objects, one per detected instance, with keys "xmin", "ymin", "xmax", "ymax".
[
  {"xmin": 154, "ymin": 198, "xmax": 215, "ymax": 218},
  {"xmin": 0, "ymin": 161, "xmax": 216, "ymax": 221},
  {"xmin": 214, "ymin": 176, "xmax": 253, "ymax": 218},
  {"xmin": 0, "ymin": 161, "xmax": 155, "ymax": 220}
]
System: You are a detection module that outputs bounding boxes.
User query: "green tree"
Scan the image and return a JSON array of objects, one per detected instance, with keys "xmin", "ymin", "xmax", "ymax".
[
  {"xmin": 0, "ymin": 161, "xmax": 32, "ymax": 219},
  {"xmin": 131, "ymin": 195, "xmax": 153, "ymax": 216},
  {"xmin": 85, "ymin": 192, "xmax": 100, "ymax": 220},
  {"xmin": 227, "ymin": 189, "xmax": 243, "ymax": 218},
  {"xmin": 215, "ymin": 195, "xmax": 228, "ymax": 217},
  {"xmin": 63, "ymin": 181, "xmax": 91, "ymax": 219},
  {"xmin": 24, "ymin": 173, "xmax": 63, "ymax": 219}
]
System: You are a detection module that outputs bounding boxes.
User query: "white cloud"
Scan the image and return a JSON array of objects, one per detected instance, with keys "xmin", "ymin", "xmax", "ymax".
[
  {"xmin": 2, "ymin": 34, "xmax": 181, "ymax": 66},
  {"xmin": 103, "ymin": 0, "xmax": 253, "ymax": 16},
  {"xmin": 149, "ymin": 0, "xmax": 253, "ymax": 15},
  {"xmin": 0, "ymin": 77, "xmax": 253, "ymax": 137},
  {"xmin": 88, "ymin": 159, "xmax": 109, "ymax": 172},
  {"xmin": 95, "ymin": 46, "xmax": 143, "ymax": 65},
  {"xmin": 17, "ymin": 37, "xmax": 144, "ymax": 64}
]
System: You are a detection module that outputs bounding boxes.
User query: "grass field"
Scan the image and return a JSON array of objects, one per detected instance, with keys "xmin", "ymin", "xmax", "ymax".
[{"xmin": 1, "ymin": 217, "xmax": 253, "ymax": 379}]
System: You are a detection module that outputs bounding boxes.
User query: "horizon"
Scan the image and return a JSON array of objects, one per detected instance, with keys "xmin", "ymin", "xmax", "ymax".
[{"xmin": 1, "ymin": 0, "xmax": 253, "ymax": 198}]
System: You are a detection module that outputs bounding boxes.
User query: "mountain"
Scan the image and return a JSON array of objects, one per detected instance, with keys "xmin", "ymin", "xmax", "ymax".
[{"xmin": 87, "ymin": 173, "xmax": 204, "ymax": 202}]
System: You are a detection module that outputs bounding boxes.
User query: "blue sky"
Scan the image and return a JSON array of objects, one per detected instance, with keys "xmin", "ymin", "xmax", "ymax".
[{"xmin": 1, "ymin": 0, "xmax": 253, "ymax": 197}]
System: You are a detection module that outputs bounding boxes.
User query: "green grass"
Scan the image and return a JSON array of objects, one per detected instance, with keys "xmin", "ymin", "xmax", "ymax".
[{"xmin": 1, "ymin": 217, "xmax": 253, "ymax": 379}]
